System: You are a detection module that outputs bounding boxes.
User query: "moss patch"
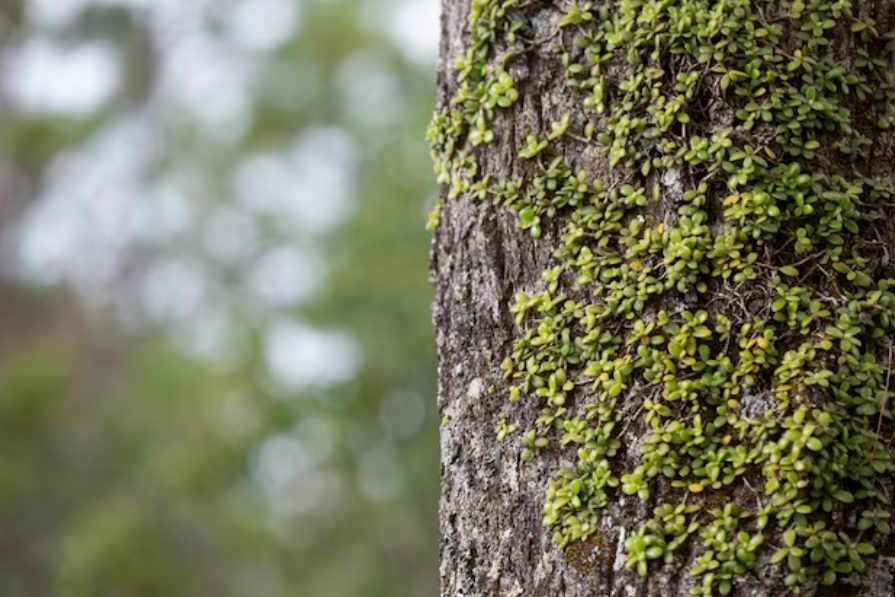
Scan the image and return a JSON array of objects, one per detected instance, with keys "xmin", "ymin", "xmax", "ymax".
[{"xmin": 565, "ymin": 531, "xmax": 614, "ymax": 576}]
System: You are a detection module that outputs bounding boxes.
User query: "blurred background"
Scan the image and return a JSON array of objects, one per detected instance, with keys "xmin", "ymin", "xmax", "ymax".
[{"xmin": 0, "ymin": 0, "xmax": 440, "ymax": 595}]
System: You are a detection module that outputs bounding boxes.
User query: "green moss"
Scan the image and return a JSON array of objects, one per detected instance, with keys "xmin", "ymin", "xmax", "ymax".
[
  {"xmin": 429, "ymin": 0, "xmax": 895, "ymax": 594},
  {"xmin": 565, "ymin": 532, "xmax": 614, "ymax": 576}
]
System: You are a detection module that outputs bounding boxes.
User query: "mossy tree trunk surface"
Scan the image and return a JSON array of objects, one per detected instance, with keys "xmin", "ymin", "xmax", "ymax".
[{"xmin": 431, "ymin": 1, "xmax": 895, "ymax": 596}]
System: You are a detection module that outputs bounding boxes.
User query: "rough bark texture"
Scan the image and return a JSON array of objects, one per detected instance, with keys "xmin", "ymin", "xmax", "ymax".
[{"xmin": 432, "ymin": 1, "xmax": 895, "ymax": 596}]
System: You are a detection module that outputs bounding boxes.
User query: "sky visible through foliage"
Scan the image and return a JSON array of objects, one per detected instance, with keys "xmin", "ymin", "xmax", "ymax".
[{"xmin": 0, "ymin": 0, "xmax": 440, "ymax": 595}]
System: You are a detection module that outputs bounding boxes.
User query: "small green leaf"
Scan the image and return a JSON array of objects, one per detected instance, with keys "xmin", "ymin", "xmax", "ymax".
[{"xmin": 833, "ymin": 490, "xmax": 854, "ymax": 504}]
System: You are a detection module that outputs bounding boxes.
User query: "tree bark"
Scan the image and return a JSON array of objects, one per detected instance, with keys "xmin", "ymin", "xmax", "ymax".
[{"xmin": 432, "ymin": 1, "xmax": 895, "ymax": 596}]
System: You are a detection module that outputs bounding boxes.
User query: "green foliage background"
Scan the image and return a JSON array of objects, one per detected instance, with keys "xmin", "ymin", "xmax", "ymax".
[{"xmin": 0, "ymin": 1, "xmax": 439, "ymax": 595}]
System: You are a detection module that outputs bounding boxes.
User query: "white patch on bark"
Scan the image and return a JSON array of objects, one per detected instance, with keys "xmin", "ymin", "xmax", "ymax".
[
  {"xmin": 534, "ymin": 546, "xmax": 563, "ymax": 586},
  {"xmin": 444, "ymin": 377, "xmax": 485, "ymax": 423},
  {"xmin": 858, "ymin": 555, "xmax": 895, "ymax": 596},
  {"xmin": 742, "ymin": 388, "xmax": 774, "ymax": 420},
  {"xmin": 467, "ymin": 377, "xmax": 487, "ymax": 400},
  {"xmin": 662, "ymin": 168, "xmax": 684, "ymax": 203},
  {"xmin": 614, "ymin": 523, "xmax": 627, "ymax": 571},
  {"xmin": 502, "ymin": 444, "xmax": 520, "ymax": 493}
]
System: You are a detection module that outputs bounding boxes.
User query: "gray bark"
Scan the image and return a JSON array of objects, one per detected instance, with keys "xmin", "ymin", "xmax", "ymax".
[{"xmin": 432, "ymin": 1, "xmax": 895, "ymax": 596}]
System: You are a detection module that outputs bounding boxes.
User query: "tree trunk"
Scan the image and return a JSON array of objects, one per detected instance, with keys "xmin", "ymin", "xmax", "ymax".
[{"xmin": 431, "ymin": 1, "xmax": 895, "ymax": 596}]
